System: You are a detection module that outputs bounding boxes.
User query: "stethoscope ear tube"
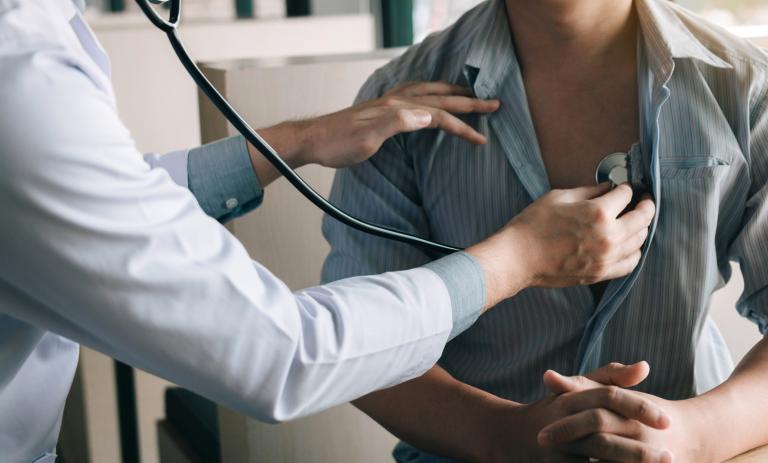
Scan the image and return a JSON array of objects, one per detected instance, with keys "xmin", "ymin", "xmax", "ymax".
[{"xmin": 135, "ymin": 0, "xmax": 460, "ymax": 254}]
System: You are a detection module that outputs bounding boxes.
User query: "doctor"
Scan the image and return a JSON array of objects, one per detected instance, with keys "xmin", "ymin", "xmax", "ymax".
[{"xmin": 0, "ymin": 0, "xmax": 656, "ymax": 461}]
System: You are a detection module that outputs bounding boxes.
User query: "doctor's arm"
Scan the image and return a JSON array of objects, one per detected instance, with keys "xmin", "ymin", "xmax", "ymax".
[
  {"xmin": 0, "ymin": 47, "xmax": 639, "ymax": 424},
  {"xmin": 146, "ymin": 81, "xmax": 501, "ymax": 224}
]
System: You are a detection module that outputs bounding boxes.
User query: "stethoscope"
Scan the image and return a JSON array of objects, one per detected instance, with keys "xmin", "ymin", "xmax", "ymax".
[{"xmin": 137, "ymin": 0, "xmax": 638, "ymax": 254}]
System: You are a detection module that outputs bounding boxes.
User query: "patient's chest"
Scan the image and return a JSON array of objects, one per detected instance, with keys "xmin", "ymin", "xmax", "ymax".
[
  {"xmin": 411, "ymin": 94, "xmax": 746, "ymax": 402},
  {"xmin": 524, "ymin": 72, "xmax": 640, "ymax": 189}
]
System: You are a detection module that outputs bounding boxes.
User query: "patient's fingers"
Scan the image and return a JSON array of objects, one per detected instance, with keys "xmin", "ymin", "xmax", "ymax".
[
  {"xmin": 408, "ymin": 95, "xmax": 500, "ymax": 114},
  {"xmin": 539, "ymin": 408, "xmax": 644, "ymax": 445},
  {"xmin": 558, "ymin": 387, "xmax": 670, "ymax": 429},
  {"xmin": 389, "ymin": 81, "xmax": 473, "ymax": 97},
  {"xmin": 544, "ymin": 362, "xmax": 650, "ymax": 395},
  {"xmin": 590, "ymin": 184, "xmax": 634, "ymax": 218},
  {"xmin": 556, "ymin": 433, "xmax": 672, "ymax": 463}
]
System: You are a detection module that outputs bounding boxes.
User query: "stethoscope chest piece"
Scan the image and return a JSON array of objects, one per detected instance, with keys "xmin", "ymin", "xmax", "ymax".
[{"xmin": 595, "ymin": 152, "xmax": 629, "ymax": 188}]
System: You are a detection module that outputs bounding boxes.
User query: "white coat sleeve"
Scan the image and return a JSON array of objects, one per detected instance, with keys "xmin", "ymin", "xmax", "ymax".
[{"xmin": 0, "ymin": 44, "xmax": 456, "ymax": 422}]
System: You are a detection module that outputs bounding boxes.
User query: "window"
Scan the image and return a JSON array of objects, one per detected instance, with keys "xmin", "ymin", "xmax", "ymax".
[
  {"xmin": 677, "ymin": 0, "xmax": 768, "ymax": 27},
  {"xmin": 413, "ymin": 0, "xmax": 484, "ymax": 41}
]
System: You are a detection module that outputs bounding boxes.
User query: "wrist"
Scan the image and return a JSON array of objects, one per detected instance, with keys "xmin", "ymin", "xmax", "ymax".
[
  {"xmin": 683, "ymin": 393, "xmax": 737, "ymax": 462},
  {"xmin": 466, "ymin": 225, "xmax": 532, "ymax": 309},
  {"xmin": 482, "ymin": 400, "xmax": 527, "ymax": 463},
  {"xmin": 255, "ymin": 120, "xmax": 311, "ymax": 169}
]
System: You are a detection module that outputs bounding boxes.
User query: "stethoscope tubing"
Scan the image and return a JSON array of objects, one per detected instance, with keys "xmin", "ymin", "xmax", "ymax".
[{"xmin": 136, "ymin": 0, "xmax": 461, "ymax": 255}]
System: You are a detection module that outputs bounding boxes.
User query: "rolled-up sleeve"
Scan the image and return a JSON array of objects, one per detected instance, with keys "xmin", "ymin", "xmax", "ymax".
[{"xmin": 730, "ymin": 79, "xmax": 768, "ymax": 333}]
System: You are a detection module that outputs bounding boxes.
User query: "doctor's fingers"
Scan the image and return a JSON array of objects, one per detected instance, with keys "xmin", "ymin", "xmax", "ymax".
[
  {"xmin": 615, "ymin": 198, "xmax": 656, "ymax": 237},
  {"xmin": 402, "ymin": 95, "xmax": 500, "ymax": 115},
  {"xmin": 386, "ymin": 81, "xmax": 473, "ymax": 97},
  {"xmin": 412, "ymin": 106, "xmax": 489, "ymax": 144},
  {"xmin": 373, "ymin": 107, "xmax": 487, "ymax": 145},
  {"xmin": 607, "ymin": 227, "xmax": 649, "ymax": 263},
  {"xmin": 589, "ymin": 184, "xmax": 635, "ymax": 219},
  {"xmin": 595, "ymin": 250, "xmax": 642, "ymax": 282}
]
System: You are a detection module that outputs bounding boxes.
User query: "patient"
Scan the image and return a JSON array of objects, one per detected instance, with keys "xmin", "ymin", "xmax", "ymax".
[{"xmin": 322, "ymin": 0, "xmax": 768, "ymax": 461}]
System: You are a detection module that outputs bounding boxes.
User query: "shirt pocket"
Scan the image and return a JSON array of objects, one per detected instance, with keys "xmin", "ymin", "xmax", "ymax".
[{"xmin": 659, "ymin": 156, "xmax": 730, "ymax": 180}]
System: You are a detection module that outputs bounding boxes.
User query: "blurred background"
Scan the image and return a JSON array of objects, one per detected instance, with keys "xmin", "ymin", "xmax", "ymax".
[{"xmin": 59, "ymin": 2, "xmax": 768, "ymax": 463}]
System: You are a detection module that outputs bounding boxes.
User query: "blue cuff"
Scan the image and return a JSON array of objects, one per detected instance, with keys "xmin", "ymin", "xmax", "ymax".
[
  {"xmin": 187, "ymin": 135, "xmax": 263, "ymax": 223},
  {"xmin": 425, "ymin": 252, "xmax": 486, "ymax": 340}
]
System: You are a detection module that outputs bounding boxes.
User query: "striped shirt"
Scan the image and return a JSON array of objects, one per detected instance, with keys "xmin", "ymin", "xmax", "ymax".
[{"xmin": 322, "ymin": 0, "xmax": 768, "ymax": 405}]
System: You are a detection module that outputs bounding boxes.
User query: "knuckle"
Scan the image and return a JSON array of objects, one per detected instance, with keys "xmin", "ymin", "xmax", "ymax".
[
  {"xmin": 360, "ymin": 137, "xmax": 380, "ymax": 156},
  {"xmin": 590, "ymin": 410, "xmax": 607, "ymax": 431},
  {"xmin": 591, "ymin": 206, "xmax": 611, "ymax": 225},
  {"xmin": 595, "ymin": 235, "xmax": 614, "ymax": 254},
  {"xmin": 635, "ymin": 400, "xmax": 652, "ymax": 420},
  {"xmin": 603, "ymin": 385, "xmax": 621, "ymax": 404},
  {"xmin": 381, "ymin": 96, "xmax": 399, "ymax": 107},
  {"xmin": 607, "ymin": 361, "xmax": 624, "ymax": 370}
]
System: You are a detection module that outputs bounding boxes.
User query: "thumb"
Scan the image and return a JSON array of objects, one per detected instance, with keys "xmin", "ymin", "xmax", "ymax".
[
  {"xmin": 543, "ymin": 370, "xmax": 596, "ymax": 395},
  {"xmin": 586, "ymin": 361, "xmax": 650, "ymax": 388},
  {"xmin": 543, "ymin": 362, "xmax": 650, "ymax": 395}
]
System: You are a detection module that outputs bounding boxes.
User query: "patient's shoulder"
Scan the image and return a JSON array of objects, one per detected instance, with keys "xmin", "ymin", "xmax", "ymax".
[{"xmin": 356, "ymin": 1, "xmax": 491, "ymax": 102}]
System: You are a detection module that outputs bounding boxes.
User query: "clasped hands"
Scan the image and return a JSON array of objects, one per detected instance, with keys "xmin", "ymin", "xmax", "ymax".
[{"xmin": 486, "ymin": 362, "xmax": 705, "ymax": 463}]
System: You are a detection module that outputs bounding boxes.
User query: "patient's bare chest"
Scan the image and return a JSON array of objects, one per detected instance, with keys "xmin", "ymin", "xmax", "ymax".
[{"xmin": 524, "ymin": 75, "xmax": 639, "ymax": 190}]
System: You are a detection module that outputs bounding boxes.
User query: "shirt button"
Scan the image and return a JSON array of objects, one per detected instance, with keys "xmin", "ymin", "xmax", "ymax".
[{"xmin": 225, "ymin": 198, "xmax": 239, "ymax": 210}]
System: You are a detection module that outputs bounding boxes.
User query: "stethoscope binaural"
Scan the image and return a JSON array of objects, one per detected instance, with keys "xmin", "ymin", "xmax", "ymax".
[{"xmin": 137, "ymin": 0, "xmax": 642, "ymax": 254}]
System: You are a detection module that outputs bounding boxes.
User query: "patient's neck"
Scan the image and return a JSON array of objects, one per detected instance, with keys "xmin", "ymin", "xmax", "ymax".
[{"xmin": 505, "ymin": 0, "xmax": 637, "ymax": 80}]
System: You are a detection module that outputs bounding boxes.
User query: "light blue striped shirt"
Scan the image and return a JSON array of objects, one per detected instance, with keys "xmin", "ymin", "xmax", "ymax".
[{"xmin": 322, "ymin": 0, "xmax": 768, "ymax": 412}]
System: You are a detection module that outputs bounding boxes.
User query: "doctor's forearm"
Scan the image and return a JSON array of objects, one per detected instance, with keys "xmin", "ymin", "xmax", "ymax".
[{"xmin": 688, "ymin": 336, "xmax": 768, "ymax": 461}]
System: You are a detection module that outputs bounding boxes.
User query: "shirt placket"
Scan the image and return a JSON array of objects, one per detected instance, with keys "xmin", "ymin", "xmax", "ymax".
[{"xmin": 575, "ymin": 39, "xmax": 673, "ymax": 374}]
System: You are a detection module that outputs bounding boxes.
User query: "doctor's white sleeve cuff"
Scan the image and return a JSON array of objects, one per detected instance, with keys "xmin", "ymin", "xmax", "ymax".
[
  {"xmin": 187, "ymin": 135, "xmax": 264, "ymax": 223},
  {"xmin": 424, "ymin": 252, "xmax": 486, "ymax": 340}
]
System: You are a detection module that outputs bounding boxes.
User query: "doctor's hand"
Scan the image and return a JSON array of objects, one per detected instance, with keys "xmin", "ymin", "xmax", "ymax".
[
  {"xmin": 466, "ymin": 183, "xmax": 655, "ymax": 308},
  {"xmin": 250, "ymin": 81, "xmax": 499, "ymax": 186}
]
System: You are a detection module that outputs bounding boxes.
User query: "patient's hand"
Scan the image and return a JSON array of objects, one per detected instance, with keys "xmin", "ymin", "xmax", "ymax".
[
  {"xmin": 538, "ymin": 366, "xmax": 705, "ymax": 463},
  {"xmin": 485, "ymin": 362, "xmax": 670, "ymax": 463}
]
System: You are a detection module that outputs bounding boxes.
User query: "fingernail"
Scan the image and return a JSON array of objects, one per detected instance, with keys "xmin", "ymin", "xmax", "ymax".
[
  {"xmin": 413, "ymin": 111, "xmax": 432, "ymax": 126},
  {"xmin": 537, "ymin": 431, "xmax": 551, "ymax": 445}
]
